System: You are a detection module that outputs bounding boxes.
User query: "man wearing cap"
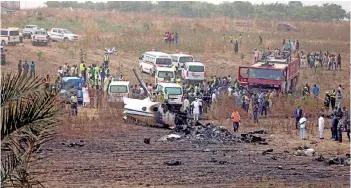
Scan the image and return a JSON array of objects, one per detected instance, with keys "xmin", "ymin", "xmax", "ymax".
[{"xmin": 231, "ymin": 108, "xmax": 241, "ymax": 132}]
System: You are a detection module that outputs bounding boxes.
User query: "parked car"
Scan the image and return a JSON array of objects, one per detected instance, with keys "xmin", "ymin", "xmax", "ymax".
[
  {"xmin": 277, "ymin": 23, "xmax": 297, "ymax": 32},
  {"xmin": 31, "ymin": 29, "xmax": 49, "ymax": 46},
  {"xmin": 48, "ymin": 28, "xmax": 78, "ymax": 42},
  {"xmin": 1, "ymin": 28, "xmax": 20, "ymax": 46},
  {"xmin": 23, "ymin": 25, "xmax": 38, "ymax": 39}
]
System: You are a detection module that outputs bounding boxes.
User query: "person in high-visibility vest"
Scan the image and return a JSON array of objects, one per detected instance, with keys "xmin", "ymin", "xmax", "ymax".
[
  {"xmin": 231, "ymin": 108, "xmax": 241, "ymax": 132},
  {"xmin": 330, "ymin": 89, "xmax": 336, "ymax": 109},
  {"xmin": 79, "ymin": 61, "xmax": 85, "ymax": 77},
  {"xmin": 104, "ymin": 54, "xmax": 110, "ymax": 68},
  {"xmin": 182, "ymin": 96, "xmax": 190, "ymax": 113},
  {"xmin": 172, "ymin": 65, "xmax": 177, "ymax": 76},
  {"xmin": 176, "ymin": 78, "xmax": 181, "ymax": 86}
]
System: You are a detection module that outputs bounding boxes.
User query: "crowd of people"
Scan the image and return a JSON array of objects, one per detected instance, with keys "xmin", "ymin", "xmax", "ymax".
[
  {"xmin": 164, "ymin": 32, "xmax": 179, "ymax": 44},
  {"xmin": 300, "ymin": 51, "xmax": 342, "ymax": 72}
]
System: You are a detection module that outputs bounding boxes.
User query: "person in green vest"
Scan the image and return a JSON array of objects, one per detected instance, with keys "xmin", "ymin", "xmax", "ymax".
[
  {"xmin": 103, "ymin": 53, "xmax": 110, "ymax": 68},
  {"xmin": 239, "ymin": 34, "xmax": 243, "ymax": 44},
  {"xmin": 79, "ymin": 61, "xmax": 85, "ymax": 77}
]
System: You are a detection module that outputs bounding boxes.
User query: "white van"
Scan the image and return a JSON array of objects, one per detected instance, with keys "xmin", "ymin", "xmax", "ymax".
[
  {"xmin": 1, "ymin": 28, "xmax": 20, "ymax": 46},
  {"xmin": 170, "ymin": 53, "xmax": 194, "ymax": 70},
  {"xmin": 182, "ymin": 62, "xmax": 206, "ymax": 84},
  {"xmin": 139, "ymin": 51, "xmax": 172, "ymax": 76},
  {"xmin": 108, "ymin": 81, "xmax": 131, "ymax": 103},
  {"xmin": 156, "ymin": 83, "xmax": 183, "ymax": 109},
  {"xmin": 155, "ymin": 67, "xmax": 175, "ymax": 84}
]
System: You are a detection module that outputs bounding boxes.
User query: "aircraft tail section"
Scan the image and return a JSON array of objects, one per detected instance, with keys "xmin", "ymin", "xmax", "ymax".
[{"xmin": 132, "ymin": 67, "xmax": 152, "ymax": 99}]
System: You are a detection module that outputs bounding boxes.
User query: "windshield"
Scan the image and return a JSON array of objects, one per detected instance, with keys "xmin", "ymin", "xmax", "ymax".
[
  {"xmin": 158, "ymin": 71, "xmax": 174, "ymax": 78},
  {"xmin": 248, "ymin": 68, "xmax": 283, "ymax": 80},
  {"xmin": 179, "ymin": 56, "xmax": 193, "ymax": 63},
  {"xmin": 9, "ymin": 31, "xmax": 19, "ymax": 36},
  {"xmin": 156, "ymin": 58, "xmax": 172, "ymax": 65},
  {"xmin": 35, "ymin": 31, "xmax": 47, "ymax": 35},
  {"xmin": 110, "ymin": 85, "xmax": 128, "ymax": 93},
  {"xmin": 189, "ymin": 65, "xmax": 204, "ymax": 72},
  {"xmin": 165, "ymin": 87, "xmax": 182, "ymax": 95},
  {"xmin": 63, "ymin": 30, "xmax": 73, "ymax": 34},
  {"xmin": 63, "ymin": 82, "xmax": 82, "ymax": 90}
]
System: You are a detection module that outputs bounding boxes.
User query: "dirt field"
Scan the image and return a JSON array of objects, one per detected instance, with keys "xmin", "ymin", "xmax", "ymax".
[{"xmin": 1, "ymin": 9, "xmax": 350, "ymax": 187}]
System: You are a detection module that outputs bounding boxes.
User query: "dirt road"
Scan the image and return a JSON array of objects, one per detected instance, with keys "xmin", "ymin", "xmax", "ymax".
[{"xmin": 35, "ymin": 122, "xmax": 350, "ymax": 187}]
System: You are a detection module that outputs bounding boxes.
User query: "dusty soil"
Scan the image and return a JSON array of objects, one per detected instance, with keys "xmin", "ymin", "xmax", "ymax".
[{"xmin": 33, "ymin": 119, "xmax": 350, "ymax": 188}]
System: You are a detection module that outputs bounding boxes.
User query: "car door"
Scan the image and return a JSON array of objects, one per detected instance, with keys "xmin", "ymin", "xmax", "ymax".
[
  {"xmin": 57, "ymin": 29, "xmax": 64, "ymax": 40},
  {"xmin": 51, "ymin": 29, "xmax": 58, "ymax": 40}
]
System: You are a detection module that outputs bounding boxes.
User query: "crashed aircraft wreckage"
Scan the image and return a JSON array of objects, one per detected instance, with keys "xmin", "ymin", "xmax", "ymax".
[{"xmin": 123, "ymin": 67, "xmax": 188, "ymax": 128}]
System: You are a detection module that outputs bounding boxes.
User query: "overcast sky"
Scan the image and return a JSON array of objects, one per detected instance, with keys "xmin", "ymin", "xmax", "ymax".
[{"xmin": 21, "ymin": 0, "xmax": 351, "ymax": 11}]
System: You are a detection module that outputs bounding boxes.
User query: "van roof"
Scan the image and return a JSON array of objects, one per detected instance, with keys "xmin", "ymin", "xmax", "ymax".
[
  {"xmin": 156, "ymin": 67, "xmax": 174, "ymax": 71},
  {"xmin": 157, "ymin": 83, "xmax": 182, "ymax": 88},
  {"xmin": 25, "ymin": 25, "xmax": 38, "ymax": 27},
  {"xmin": 144, "ymin": 51, "xmax": 171, "ymax": 58},
  {"xmin": 110, "ymin": 81, "xmax": 130, "ymax": 86},
  {"xmin": 170, "ymin": 54, "xmax": 193, "ymax": 57},
  {"xmin": 62, "ymin": 77, "xmax": 83, "ymax": 82},
  {"xmin": 186, "ymin": 62, "xmax": 204, "ymax": 66}
]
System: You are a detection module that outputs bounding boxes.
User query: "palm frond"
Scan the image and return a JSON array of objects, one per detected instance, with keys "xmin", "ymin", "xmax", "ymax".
[{"xmin": 1, "ymin": 74, "xmax": 45, "ymax": 107}]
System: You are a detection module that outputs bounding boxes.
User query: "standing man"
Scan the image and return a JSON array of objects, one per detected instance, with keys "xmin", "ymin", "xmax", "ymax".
[
  {"xmin": 229, "ymin": 34, "xmax": 233, "ymax": 44},
  {"xmin": 312, "ymin": 84, "xmax": 319, "ymax": 99},
  {"xmin": 324, "ymin": 92, "xmax": 330, "ymax": 111},
  {"xmin": 18, "ymin": 60, "xmax": 22, "ymax": 74},
  {"xmin": 254, "ymin": 49, "xmax": 259, "ymax": 62},
  {"xmin": 299, "ymin": 114, "xmax": 307, "ymax": 140},
  {"xmin": 234, "ymin": 40, "xmax": 238, "ymax": 54},
  {"xmin": 318, "ymin": 114, "xmax": 325, "ymax": 139},
  {"xmin": 30, "ymin": 61, "xmax": 35, "ymax": 77},
  {"xmin": 70, "ymin": 93, "xmax": 78, "ymax": 116},
  {"xmin": 295, "ymin": 106, "xmax": 303, "ymax": 129},
  {"xmin": 79, "ymin": 61, "xmax": 85, "ymax": 77},
  {"xmin": 330, "ymin": 89, "xmax": 336, "ymax": 109},
  {"xmin": 191, "ymin": 98, "xmax": 201, "ymax": 122},
  {"xmin": 239, "ymin": 34, "xmax": 242, "ymax": 44},
  {"xmin": 88, "ymin": 86, "xmax": 95, "ymax": 108},
  {"xmin": 23, "ymin": 61, "xmax": 29, "ymax": 76},
  {"xmin": 222, "ymin": 34, "xmax": 226, "ymax": 44},
  {"xmin": 44, "ymin": 75, "xmax": 50, "ymax": 89},
  {"xmin": 259, "ymin": 36, "xmax": 262, "ymax": 45},
  {"xmin": 253, "ymin": 102, "xmax": 259, "ymax": 124},
  {"xmin": 103, "ymin": 53, "xmax": 110, "ymax": 68},
  {"xmin": 337, "ymin": 54, "xmax": 341, "ymax": 70},
  {"xmin": 231, "ymin": 108, "xmax": 240, "ymax": 132}
]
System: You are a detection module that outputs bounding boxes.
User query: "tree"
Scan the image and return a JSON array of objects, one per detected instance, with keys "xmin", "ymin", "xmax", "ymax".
[{"xmin": 1, "ymin": 74, "xmax": 62, "ymax": 186}]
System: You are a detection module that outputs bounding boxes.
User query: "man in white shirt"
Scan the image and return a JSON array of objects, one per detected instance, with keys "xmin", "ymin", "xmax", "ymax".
[
  {"xmin": 191, "ymin": 98, "xmax": 201, "ymax": 121},
  {"xmin": 318, "ymin": 114, "xmax": 325, "ymax": 139},
  {"xmin": 299, "ymin": 114, "xmax": 307, "ymax": 140},
  {"xmin": 254, "ymin": 49, "xmax": 259, "ymax": 62},
  {"xmin": 211, "ymin": 92, "xmax": 216, "ymax": 102}
]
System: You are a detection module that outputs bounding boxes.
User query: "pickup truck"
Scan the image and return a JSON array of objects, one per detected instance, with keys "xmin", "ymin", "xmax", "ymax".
[
  {"xmin": 23, "ymin": 25, "xmax": 38, "ymax": 39},
  {"xmin": 48, "ymin": 28, "xmax": 78, "ymax": 42},
  {"xmin": 31, "ymin": 29, "xmax": 49, "ymax": 46}
]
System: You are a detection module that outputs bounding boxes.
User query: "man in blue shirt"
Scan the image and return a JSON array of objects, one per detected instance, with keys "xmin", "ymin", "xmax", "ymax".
[
  {"xmin": 30, "ymin": 61, "xmax": 35, "ymax": 77},
  {"xmin": 312, "ymin": 84, "xmax": 319, "ymax": 99},
  {"xmin": 295, "ymin": 106, "xmax": 303, "ymax": 129}
]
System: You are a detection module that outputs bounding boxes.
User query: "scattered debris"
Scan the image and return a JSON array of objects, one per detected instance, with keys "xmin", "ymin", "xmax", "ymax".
[
  {"xmin": 315, "ymin": 155, "xmax": 325, "ymax": 162},
  {"xmin": 270, "ymin": 155, "xmax": 277, "ymax": 160},
  {"xmin": 262, "ymin": 149, "xmax": 273, "ymax": 155},
  {"xmin": 240, "ymin": 133, "xmax": 266, "ymax": 143},
  {"xmin": 284, "ymin": 150, "xmax": 290, "ymax": 153},
  {"xmin": 277, "ymin": 166, "xmax": 283, "ymax": 170},
  {"xmin": 144, "ymin": 138, "xmax": 150, "ymax": 144},
  {"xmin": 321, "ymin": 156, "xmax": 350, "ymax": 166},
  {"xmin": 203, "ymin": 148, "xmax": 211, "ymax": 152},
  {"xmin": 247, "ymin": 129, "xmax": 267, "ymax": 134},
  {"xmin": 61, "ymin": 140, "xmax": 85, "ymax": 147},
  {"xmin": 258, "ymin": 141, "xmax": 269, "ymax": 145},
  {"xmin": 294, "ymin": 148, "xmax": 315, "ymax": 156},
  {"xmin": 158, "ymin": 134, "xmax": 181, "ymax": 141},
  {"xmin": 164, "ymin": 160, "xmax": 182, "ymax": 166}
]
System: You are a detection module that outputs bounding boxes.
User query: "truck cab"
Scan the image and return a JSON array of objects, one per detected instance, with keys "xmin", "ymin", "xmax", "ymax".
[
  {"xmin": 60, "ymin": 77, "xmax": 83, "ymax": 104},
  {"xmin": 155, "ymin": 83, "xmax": 183, "ymax": 110},
  {"xmin": 155, "ymin": 67, "xmax": 175, "ymax": 84},
  {"xmin": 48, "ymin": 28, "xmax": 78, "ymax": 42},
  {"xmin": 170, "ymin": 53, "xmax": 194, "ymax": 71},
  {"xmin": 31, "ymin": 29, "xmax": 49, "ymax": 46},
  {"xmin": 108, "ymin": 81, "xmax": 131, "ymax": 103},
  {"xmin": 139, "ymin": 51, "xmax": 172, "ymax": 76},
  {"xmin": 23, "ymin": 25, "xmax": 38, "ymax": 38}
]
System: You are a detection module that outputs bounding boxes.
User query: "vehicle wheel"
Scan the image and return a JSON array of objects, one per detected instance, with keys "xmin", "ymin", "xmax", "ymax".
[
  {"xmin": 63, "ymin": 37, "xmax": 68, "ymax": 41},
  {"xmin": 1, "ymin": 40, "xmax": 5, "ymax": 46},
  {"xmin": 32, "ymin": 43, "xmax": 35, "ymax": 46}
]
